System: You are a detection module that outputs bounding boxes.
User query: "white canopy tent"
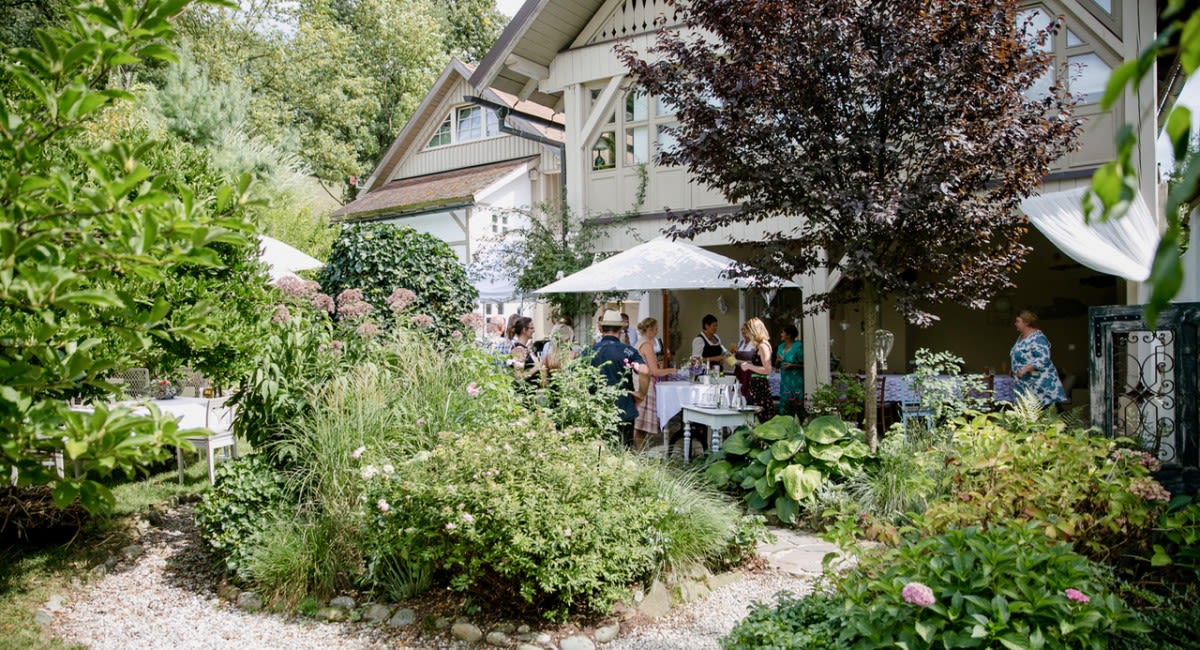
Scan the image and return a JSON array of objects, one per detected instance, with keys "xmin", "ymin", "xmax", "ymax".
[
  {"xmin": 533, "ymin": 237, "xmax": 799, "ymax": 293},
  {"xmin": 474, "ymin": 276, "xmax": 521, "ymax": 303},
  {"xmin": 259, "ymin": 235, "xmax": 323, "ymax": 280},
  {"xmin": 1019, "ymin": 187, "xmax": 1159, "ymax": 282}
]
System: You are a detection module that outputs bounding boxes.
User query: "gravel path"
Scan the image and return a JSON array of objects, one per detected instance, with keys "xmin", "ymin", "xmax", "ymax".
[{"xmin": 50, "ymin": 506, "xmax": 815, "ymax": 649}]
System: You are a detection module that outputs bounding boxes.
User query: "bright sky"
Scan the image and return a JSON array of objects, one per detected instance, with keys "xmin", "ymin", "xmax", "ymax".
[
  {"xmin": 496, "ymin": 0, "xmax": 523, "ymax": 18},
  {"xmin": 1156, "ymin": 76, "xmax": 1200, "ymax": 178}
]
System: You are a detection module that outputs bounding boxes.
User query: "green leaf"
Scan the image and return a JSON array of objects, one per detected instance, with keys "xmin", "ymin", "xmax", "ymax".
[
  {"xmin": 779, "ymin": 464, "xmax": 823, "ymax": 501},
  {"xmin": 807, "ymin": 441, "xmax": 844, "ymax": 463},
  {"xmin": 769, "ymin": 437, "xmax": 803, "ymax": 461},
  {"xmin": 774, "ymin": 494, "xmax": 799, "ymax": 524},
  {"xmin": 721, "ymin": 430, "xmax": 751, "ymax": 455},
  {"xmin": 804, "ymin": 415, "xmax": 848, "ymax": 444},
  {"xmin": 1182, "ymin": 10, "xmax": 1200, "ymax": 74},
  {"xmin": 1150, "ymin": 544, "xmax": 1173, "ymax": 566},
  {"xmin": 753, "ymin": 415, "xmax": 798, "ymax": 441},
  {"xmin": 52, "ymin": 481, "xmax": 79, "ymax": 509},
  {"xmin": 915, "ymin": 619, "xmax": 934, "ymax": 642},
  {"xmin": 703, "ymin": 460, "xmax": 733, "ymax": 488},
  {"xmin": 1167, "ymin": 106, "xmax": 1193, "ymax": 161}
]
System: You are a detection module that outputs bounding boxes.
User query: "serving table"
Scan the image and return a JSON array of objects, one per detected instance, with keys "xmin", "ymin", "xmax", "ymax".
[{"xmin": 680, "ymin": 405, "xmax": 759, "ymax": 460}]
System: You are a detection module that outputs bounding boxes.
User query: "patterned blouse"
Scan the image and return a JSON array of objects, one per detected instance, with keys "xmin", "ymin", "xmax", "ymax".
[{"xmin": 1010, "ymin": 330, "xmax": 1067, "ymax": 406}]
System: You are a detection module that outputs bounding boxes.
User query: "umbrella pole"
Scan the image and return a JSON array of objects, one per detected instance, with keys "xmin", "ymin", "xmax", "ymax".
[{"xmin": 662, "ymin": 290, "xmax": 671, "ymax": 365}]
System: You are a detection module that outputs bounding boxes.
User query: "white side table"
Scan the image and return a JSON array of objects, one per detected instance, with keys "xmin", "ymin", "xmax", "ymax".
[{"xmin": 680, "ymin": 405, "xmax": 759, "ymax": 460}]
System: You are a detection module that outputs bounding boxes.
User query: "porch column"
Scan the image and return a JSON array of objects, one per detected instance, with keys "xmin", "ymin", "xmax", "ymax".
[{"xmin": 795, "ymin": 262, "xmax": 836, "ymax": 397}]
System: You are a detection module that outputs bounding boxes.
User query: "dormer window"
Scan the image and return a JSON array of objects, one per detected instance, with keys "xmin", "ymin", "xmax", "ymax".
[{"xmin": 427, "ymin": 105, "xmax": 501, "ymax": 148}]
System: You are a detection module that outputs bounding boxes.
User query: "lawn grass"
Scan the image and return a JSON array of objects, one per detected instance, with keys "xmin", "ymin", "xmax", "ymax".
[{"xmin": 0, "ymin": 444, "xmax": 244, "ymax": 650}]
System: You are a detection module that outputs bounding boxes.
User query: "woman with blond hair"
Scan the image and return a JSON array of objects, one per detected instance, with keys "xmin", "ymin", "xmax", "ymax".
[
  {"xmin": 633, "ymin": 317, "xmax": 678, "ymax": 450},
  {"xmin": 541, "ymin": 322, "xmax": 578, "ymax": 372},
  {"xmin": 736, "ymin": 317, "xmax": 775, "ymax": 421}
]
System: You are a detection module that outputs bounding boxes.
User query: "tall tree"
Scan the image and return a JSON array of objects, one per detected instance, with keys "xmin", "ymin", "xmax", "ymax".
[
  {"xmin": 433, "ymin": 0, "xmax": 505, "ymax": 63},
  {"xmin": 621, "ymin": 0, "xmax": 1080, "ymax": 449}
]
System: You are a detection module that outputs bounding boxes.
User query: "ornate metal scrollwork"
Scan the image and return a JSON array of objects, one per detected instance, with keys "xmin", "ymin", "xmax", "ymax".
[{"xmin": 1112, "ymin": 330, "xmax": 1178, "ymax": 463}]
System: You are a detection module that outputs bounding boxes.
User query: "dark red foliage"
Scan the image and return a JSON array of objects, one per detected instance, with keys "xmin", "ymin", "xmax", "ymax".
[{"xmin": 619, "ymin": 0, "xmax": 1081, "ymax": 326}]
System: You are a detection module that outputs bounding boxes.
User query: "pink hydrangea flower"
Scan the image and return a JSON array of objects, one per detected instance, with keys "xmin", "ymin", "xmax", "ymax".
[
  {"xmin": 356, "ymin": 322, "xmax": 380, "ymax": 338},
  {"xmin": 271, "ymin": 304, "xmax": 291, "ymax": 325},
  {"xmin": 312, "ymin": 293, "xmax": 335, "ymax": 314},
  {"xmin": 459, "ymin": 312, "xmax": 484, "ymax": 329},
  {"xmin": 1065, "ymin": 588, "xmax": 1090, "ymax": 604},
  {"xmin": 466, "ymin": 382, "xmax": 481, "ymax": 397},
  {"xmin": 385, "ymin": 288, "xmax": 417, "ymax": 313},
  {"xmin": 902, "ymin": 582, "xmax": 936, "ymax": 608},
  {"xmin": 461, "ymin": 513, "xmax": 474, "ymax": 523},
  {"xmin": 445, "ymin": 522, "xmax": 457, "ymax": 530},
  {"xmin": 376, "ymin": 499, "xmax": 390, "ymax": 513}
]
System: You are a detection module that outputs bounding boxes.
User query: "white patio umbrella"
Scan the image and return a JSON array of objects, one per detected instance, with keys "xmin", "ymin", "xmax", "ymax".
[
  {"xmin": 533, "ymin": 237, "xmax": 798, "ymax": 293},
  {"xmin": 259, "ymin": 235, "xmax": 323, "ymax": 280}
]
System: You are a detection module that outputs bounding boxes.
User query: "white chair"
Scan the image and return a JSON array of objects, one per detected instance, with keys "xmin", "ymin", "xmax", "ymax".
[{"xmin": 177, "ymin": 395, "xmax": 238, "ymax": 484}]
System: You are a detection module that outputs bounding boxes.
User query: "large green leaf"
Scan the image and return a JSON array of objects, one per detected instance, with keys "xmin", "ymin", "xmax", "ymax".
[
  {"xmin": 754, "ymin": 475, "xmax": 774, "ymax": 499},
  {"xmin": 753, "ymin": 414, "xmax": 800, "ymax": 441},
  {"xmin": 807, "ymin": 442, "xmax": 844, "ymax": 463},
  {"xmin": 721, "ymin": 430, "xmax": 751, "ymax": 455},
  {"xmin": 770, "ymin": 437, "xmax": 803, "ymax": 461},
  {"xmin": 805, "ymin": 415, "xmax": 849, "ymax": 444},
  {"xmin": 774, "ymin": 494, "xmax": 800, "ymax": 524},
  {"xmin": 780, "ymin": 464, "xmax": 824, "ymax": 501},
  {"xmin": 703, "ymin": 459, "xmax": 734, "ymax": 488}
]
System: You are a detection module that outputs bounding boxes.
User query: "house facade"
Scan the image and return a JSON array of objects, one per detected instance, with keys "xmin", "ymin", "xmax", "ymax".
[
  {"xmin": 333, "ymin": 59, "xmax": 564, "ymax": 319},
  {"xmin": 469, "ymin": 0, "xmax": 1165, "ymax": 401}
]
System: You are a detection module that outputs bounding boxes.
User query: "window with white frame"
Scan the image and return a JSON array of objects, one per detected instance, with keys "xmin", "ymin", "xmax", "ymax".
[
  {"xmin": 427, "ymin": 105, "xmax": 501, "ymax": 148},
  {"xmin": 590, "ymin": 87, "xmax": 678, "ymax": 173},
  {"xmin": 1018, "ymin": 5, "xmax": 1116, "ymax": 105}
]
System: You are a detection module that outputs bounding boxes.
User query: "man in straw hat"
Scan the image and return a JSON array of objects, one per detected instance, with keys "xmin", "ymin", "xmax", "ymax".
[{"xmin": 591, "ymin": 308, "xmax": 646, "ymax": 446}]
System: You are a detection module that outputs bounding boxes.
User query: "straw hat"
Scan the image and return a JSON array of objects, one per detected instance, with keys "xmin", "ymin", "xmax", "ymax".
[{"xmin": 599, "ymin": 309, "xmax": 624, "ymax": 327}]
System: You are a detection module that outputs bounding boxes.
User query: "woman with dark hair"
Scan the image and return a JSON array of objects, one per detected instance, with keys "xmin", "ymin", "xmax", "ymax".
[
  {"xmin": 508, "ymin": 316, "xmax": 540, "ymax": 383},
  {"xmin": 776, "ymin": 323, "xmax": 805, "ymax": 416},
  {"xmin": 1010, "ymin": 309, "xmax": 1066, "ymax": 407}
]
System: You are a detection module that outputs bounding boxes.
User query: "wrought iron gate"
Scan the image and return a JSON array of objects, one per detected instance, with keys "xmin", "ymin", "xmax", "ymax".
[{"xmin": 1090, "ymin": 304, "xmax": 1200, "ymax": 495}]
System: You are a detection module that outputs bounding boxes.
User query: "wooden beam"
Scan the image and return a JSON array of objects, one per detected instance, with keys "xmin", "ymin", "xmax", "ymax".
[
  {"xmin": 505, "ymin": 53, "xmax": 550, "ymax": 80},
  {"xmin": 579, "ymin": 75, "xmax": 625, "ymax": 152}
]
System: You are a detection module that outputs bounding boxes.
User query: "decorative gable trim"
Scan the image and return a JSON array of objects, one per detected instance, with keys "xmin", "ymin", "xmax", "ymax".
[{"xmin": 572, "ymin": 0, "xmax": 679, "ymax": 48}]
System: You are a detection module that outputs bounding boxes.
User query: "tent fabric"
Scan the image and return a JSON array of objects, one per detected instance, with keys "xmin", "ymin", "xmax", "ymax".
[
  {"xmin": 474, "ymin": 276, "xmax": 520, "ymax": 303},
  {"xmin": 534, "ymin": 237, "xmax": 799, "ymax": 293},
  {"xmin": 1019, "ymin": 187, "xmax": 1158, "ymax": 282},
  {"xmin": 259, "ymin": 235, "xmax": 323, "ymax": 280}
]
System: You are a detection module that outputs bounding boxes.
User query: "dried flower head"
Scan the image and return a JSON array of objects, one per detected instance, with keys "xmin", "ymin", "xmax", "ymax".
[
  {"xmin": 271, "ymin": 304, "xmax": 291, "ymax": 325},
  {"xmin": 901, "ymin": 582, "xmax": 936, "ymax": 608},
  {"xmin": 385, "ymin": 288, "xmax": 417, "ymax": 313}
]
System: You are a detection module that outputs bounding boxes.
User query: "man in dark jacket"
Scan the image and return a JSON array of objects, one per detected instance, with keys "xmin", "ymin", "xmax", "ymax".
[{"xmin": 590, "ymin": 309, "xmax": 645, "ymax": 445}]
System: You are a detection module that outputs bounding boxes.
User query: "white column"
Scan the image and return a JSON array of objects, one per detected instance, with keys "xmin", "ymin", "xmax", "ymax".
[
  {"xmin": 562, "ymin": 83, "xmax": 586, "ymax": 220},
  {"xmin": 796, "ymin": 266, "xmax": 834, "ymax": 397}
]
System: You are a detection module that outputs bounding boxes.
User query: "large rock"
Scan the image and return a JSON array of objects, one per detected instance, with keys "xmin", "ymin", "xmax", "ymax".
[
  {"xmin": 451, "ymin": 622, "xmax": 483, "ymax": 643},
  {"xmin": 388, "ymin": 607, "xmax": 416, "ymax": 628},
  {"xmin": 516, "ymin": 645, "xmax": 542, "ymax": 650},
  {"xmin": 329, "ymin": 595, "xmax": 356, "ymax": 610},
  {"xmin": 236, "ymin": 592, "xmax": 263, "ymax": 612},
  {"xmin": 638, "ymin": 580, "xmax": 672, "ymax": 619},
  {"xmin": 678, "ymin": 578, "xmax": 711, "ymax": 603},
  {"xmin": 560, "ymin": 636, "xmax": 596, "ymax": 650},
  {"xmin": 486, "ymin": 631, "xmax": 511, "ymax": 646},
  {"xmin": 315, "ymin": 607, "xmax": 344, "ymax": 622},
  {"xmin": 707, "ymin": 571, "xmax": 743, "ymax": 591},
  {"xmin": 120, "ymin": 544, "xmax": 144, "ymax": 560},
  {"xmin": 364, "ymin": 604, "xmax": 391, "ymax": 623},
  {"xmin": 594, "ymin": 621, "xmax": 620, "ymax": 644}
]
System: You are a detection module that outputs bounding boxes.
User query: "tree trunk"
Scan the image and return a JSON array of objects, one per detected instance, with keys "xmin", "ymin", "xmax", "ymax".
[{"xmin": 863, "ymin": 283, "xmax": 879, "ymax": 454}]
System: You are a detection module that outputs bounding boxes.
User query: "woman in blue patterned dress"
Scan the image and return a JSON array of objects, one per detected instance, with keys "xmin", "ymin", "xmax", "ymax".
[{"xmin": 1010, "ymin": 310, "xmax": 1067, "ymax": 407}]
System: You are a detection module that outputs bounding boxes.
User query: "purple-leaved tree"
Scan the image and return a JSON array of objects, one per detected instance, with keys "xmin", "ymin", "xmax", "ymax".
[{"xmin": 619, "ymin": 0, "xmax": 1081, "ymax": 449}]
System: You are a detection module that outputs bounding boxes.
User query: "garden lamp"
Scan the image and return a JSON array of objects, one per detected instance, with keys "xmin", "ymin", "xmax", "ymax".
[{"xmin": 875, "ymin": 329, "xmax": 895, "ymax": 371}]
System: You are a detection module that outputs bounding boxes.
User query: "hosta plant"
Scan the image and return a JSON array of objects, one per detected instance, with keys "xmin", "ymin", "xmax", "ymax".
[{"xmin": 703, "ymin": 415, "xmax": 870, "ymax": 524}]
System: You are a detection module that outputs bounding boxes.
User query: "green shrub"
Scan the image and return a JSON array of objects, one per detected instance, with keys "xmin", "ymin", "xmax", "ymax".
[
  {"xmin": 842, "ymin": 428, "xmax": 951, "ymax": 523},
  {"xmin": 805, "ymin": 372, "xmax": 866, "ymax": 423},
  {"xmin": 1110, "ymin": 583, "xmax": 1200, "ymax": 650},
  {"xmin": 702, "ymin": 415, "xmax": 870, "ymax": 524},
  {"xmin": 194, "ymin": 455, "xmax": 289, "ymax": 578},
  {"xmin": 721, "ymin": 592, "xmax": 841, "ymax": 649},
  {"xmin": 359, "ymin": 424, "xmax": 742, "ymax": 619},
  {"xmin": 318, "ymin": 223, "xmax": 477, "ymax": 339},
  {"xmin": 920, "ymin": 416, "xmax": 1169, "ymax": 566},
  {"xmin": 909, "ymin": 348, "xmax": 990, "ymax": 425},
  {"xmin": 542, "ymin": 354, "xmax": 625, "ymax": 439},
  {"xmin": 830, "ymin": 524, "xmax": 1144, "ymax": 648}
]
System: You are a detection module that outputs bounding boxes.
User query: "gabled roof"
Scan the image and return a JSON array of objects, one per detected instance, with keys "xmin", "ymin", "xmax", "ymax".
[
  {"xmin": 333, "ymin": 157, "xmax": 537, "ymax": 223},
  {"xmin": 362, "ymin": 59, "xmax": 564, "ymax": 192},
  {"xmin": 470, "ymin": 0, "xmax": 607, "ymax": 106}
]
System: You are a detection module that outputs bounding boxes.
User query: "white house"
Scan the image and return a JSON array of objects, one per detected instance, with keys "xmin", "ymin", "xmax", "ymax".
[
  {"xmin": 332, "ymin": 59, "xmax": 564, "ymax": 320},
  {"xmin": 466, "ymin": 0, "xmax": 1166, "ymax": 405}
]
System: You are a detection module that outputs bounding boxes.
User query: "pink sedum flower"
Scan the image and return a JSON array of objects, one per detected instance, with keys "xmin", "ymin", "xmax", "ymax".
[
  {"xmin": 1065, "ymin": 588, "xmax": 1090, "ymax": 604},
  {"xmin": 271, "ymin": 304, "xmax": 291, "ymax": 325},
  {"xmin": 376, "ymin": 499, "xmax": 390, "ymax": 513},
  {"xmin": 311, "ymin": 293, "xmax": 335, "ymax": 314},
  {"xmin": 385, "ymin": 288, "xmax": 417, "ymax": 313},
  {"xmin": 466, "ymin": 382, "xmax": 481, "ymax": 397},
  {"xmin": 902, "ymin": 582, "xmax": 936, "ymax": 608},
  {"xmin": 356, "ymin": 322, "xmax": 380, "ymax": 338}
]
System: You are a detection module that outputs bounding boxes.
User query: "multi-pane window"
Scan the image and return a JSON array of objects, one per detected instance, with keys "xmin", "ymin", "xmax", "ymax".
[
  {"xmin": 591, "ymin": 88, "xmax": 677, "ymax": 173},
  {"xmin": 426, "ymin": 106, "xmax": 501, "ymax": 148},
  {"xmin": 1018, "ymin": 5, "xmax": 1115, "ymax": 105}
]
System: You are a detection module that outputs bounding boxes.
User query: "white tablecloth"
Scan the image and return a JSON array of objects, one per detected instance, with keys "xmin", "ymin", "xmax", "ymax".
[
  {"xmin": 655, "ymin": 381, "xmax": 737, "ymax": 429},
  {"xmin": 101, "ymin": 397, "xmax": 211, "ymax": 429}
]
